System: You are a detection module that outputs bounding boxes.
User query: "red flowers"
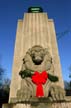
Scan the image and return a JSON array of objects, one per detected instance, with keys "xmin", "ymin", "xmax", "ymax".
[{"xmin": 31, "ymin": 71, "xmax": 48, "ymax": 97}]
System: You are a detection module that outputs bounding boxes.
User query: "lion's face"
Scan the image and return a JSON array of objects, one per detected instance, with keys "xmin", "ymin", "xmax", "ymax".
[{"xmin": 30, "ymin": 46, "xmax": 45, "ymax": 65}]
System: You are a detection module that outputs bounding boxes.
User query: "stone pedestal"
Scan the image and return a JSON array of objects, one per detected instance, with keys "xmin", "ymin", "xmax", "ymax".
[
  {"xmin": 2, "ymin": 96, "xmax": 71, "ymax": 108},
  {"xmin": 2, "ymin": 101, "xmax": 71, "ymax": 108},
  {"xmin": 2, "ymin": 104, "xmax": 31, "ymax": 108}
]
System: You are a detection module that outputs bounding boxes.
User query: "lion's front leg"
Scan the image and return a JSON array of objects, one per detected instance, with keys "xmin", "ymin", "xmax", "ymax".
[
  {"xmin": 43, "ymin": 79, "xmax": 52, "ymax": 97},
  {"xmin": 17, "ymin": 78, "xmax": 33, "ymax": 101},
  {"xmin": 49, "ymin": 85, "xmax": 66, "ymax": 101}
]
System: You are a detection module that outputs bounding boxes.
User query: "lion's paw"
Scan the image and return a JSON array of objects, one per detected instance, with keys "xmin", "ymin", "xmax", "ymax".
[
  {"xmin": 17, "ymin": 88, "xmax": 31, "ymax": 101},
  {"xmin": 49, "ymin": 86, "xmax": 66, "ymax": 101}
]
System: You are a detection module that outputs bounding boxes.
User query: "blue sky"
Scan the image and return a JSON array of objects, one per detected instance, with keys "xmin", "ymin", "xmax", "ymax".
[{"xmin": 0, "ymin": 0, "xmax": 71, "ymax": 82}]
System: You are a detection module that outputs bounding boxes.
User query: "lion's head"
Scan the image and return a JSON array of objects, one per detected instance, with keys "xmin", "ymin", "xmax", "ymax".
[{"xmin": 26, "ymin": 45, "xmax": 51, "ymax": 65}]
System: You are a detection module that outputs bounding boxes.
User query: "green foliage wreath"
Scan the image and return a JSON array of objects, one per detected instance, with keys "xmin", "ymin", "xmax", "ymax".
[{"xmin": 19, "ymin": 70, "xmax": 58, "ymax": 82}]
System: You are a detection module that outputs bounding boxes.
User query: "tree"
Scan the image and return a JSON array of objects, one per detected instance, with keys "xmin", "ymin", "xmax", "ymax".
[
  {"xmin": 69, "ymin": 65, "xmax": 71, "ymax": 77},
  {"xmin": 0, "ymin": 65, "xmax": 5, "ymax": 87},
  {"xmin": 0, "ymin": 78, "xmax": 10, "ymax": 108},
  {"xmin": 2, "ymin": 78, "xmax": 10, "ymax": 93},
  {"xmin": 64, "ymin": 80, "xmax": 71, "ymax": 90},
  {"xmin": 65, "ymin": 65, "xmax": 71, "ymax": 90},
  {"xmin": 0, "ymin": 58, "xmax": 10, "ymax": 108}
]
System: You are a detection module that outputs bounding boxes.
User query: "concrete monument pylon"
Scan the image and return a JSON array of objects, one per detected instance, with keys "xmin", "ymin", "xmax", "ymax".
[{"xmin": 2, "ymin": 7, "xmax": 71, "ymax": 108}]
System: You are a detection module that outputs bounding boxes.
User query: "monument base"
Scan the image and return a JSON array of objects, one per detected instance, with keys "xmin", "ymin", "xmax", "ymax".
[
  {"xmin": 2, "ymin": 104, "xmax": 31, "ymax": 108},
  {"xmin": 2, "ymin": 96, "xmax": 71, "ymax": 108},
  {"xmin": 2, "ymin": 102, "xmax": 71, "ymax": 108}
]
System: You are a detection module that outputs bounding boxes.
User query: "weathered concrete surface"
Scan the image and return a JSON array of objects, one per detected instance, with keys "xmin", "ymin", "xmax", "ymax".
[
  {"xmin": 2, "ymin": 104, "xmax": 31, "ymax": 108},
  {"xmin": 3, "ymin": 96, "xmax": 71, "ymax": 108},
  {"xmin": 2, "ymin": 102, "xmax": 71, "ymax": 108}
]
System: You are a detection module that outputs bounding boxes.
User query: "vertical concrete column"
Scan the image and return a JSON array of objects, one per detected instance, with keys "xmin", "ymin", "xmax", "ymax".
[
  {"xmin": 48, "ymin": 20, "xmax": 64, "ymax": 88},
  {"xmin": 9, "ymin": 20, "xmax": 23, "ymax": 101}
]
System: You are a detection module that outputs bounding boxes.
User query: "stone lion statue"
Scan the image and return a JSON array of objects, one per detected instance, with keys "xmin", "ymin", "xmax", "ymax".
[{"xmin": 17, "ymin": 45, "xmax": 65, "ymax": 101}]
